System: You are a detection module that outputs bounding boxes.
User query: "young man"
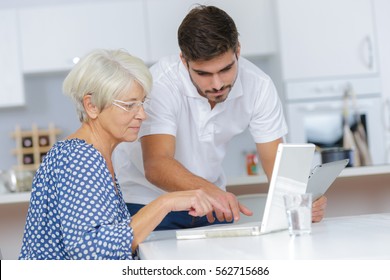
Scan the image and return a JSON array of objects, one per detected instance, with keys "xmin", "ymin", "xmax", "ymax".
[{"xmin": 113, "ymin": 5, "xmax": 327, "ymax": 230}]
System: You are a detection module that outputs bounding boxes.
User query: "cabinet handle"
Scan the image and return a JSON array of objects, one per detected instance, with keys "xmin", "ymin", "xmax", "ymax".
[
  {"xmin": 364, "ymin": 36, "xmax": 374, "ymax": 70},
  {"xmin": 382, "ymin": 97, "xmax": 390, "ymax": 132}
]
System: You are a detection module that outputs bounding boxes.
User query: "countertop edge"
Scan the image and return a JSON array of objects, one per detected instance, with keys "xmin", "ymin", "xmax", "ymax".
[
  {"xmin": 1, "ymin": 165, "xmax": 390, "ymax": 204},
  {"xmin": 227, "ymin": 164, "xmax": 390, "ymax": 186}
]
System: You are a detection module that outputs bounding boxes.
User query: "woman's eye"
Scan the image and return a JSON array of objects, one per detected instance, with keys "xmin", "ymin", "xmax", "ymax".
[{"xmin": 127, "ymin": 104, "xmax": 135, "ymax": 110}]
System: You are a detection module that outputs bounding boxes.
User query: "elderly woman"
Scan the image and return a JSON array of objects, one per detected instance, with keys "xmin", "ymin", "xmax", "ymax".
[{"xmin": 19, "ymin": 49, "xmax": 226, "ymax": 260}]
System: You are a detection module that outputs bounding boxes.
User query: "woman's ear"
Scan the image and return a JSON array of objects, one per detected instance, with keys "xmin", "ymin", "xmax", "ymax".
[{"xmin": 83, "ymin": 94, "xmax": 99, "ymax": 120}]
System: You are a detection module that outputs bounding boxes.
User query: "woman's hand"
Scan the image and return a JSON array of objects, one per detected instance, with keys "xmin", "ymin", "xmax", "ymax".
[{"xmin": 164, "ymin": 189, "xmax": 229, "ymax": 217}]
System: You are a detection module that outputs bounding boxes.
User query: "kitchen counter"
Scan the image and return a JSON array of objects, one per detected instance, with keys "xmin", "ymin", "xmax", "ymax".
[
  {"xmin": 139, "ymin": 213, "xmax": 390, "ymax": 260},
  {"xmin": 1, "ymin": 164, "xmax": 390, "ymax": 205},
  {"xmin": 0, "ymin": 192, "xmax": 31, "ymax": 204},
  {"xmin": 227, "ymin": 164, "xmax": 390, "ymax": 186},
  {"xmin": 1, "ymin": 165, "xmax": 390, "ymax": 259}
]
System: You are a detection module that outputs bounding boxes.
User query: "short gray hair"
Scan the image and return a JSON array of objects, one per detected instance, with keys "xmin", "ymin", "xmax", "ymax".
[{"xmin": 63, "ymin": 49, "xmax": 152, "ymax": 122}]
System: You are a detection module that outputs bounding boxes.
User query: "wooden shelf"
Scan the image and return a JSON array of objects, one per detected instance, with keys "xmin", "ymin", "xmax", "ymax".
[
  {"xmin": 10, "ymin": 123, "xmax": 61, "ymax": 171},
  {"xmin": 12, "ymin": 146, "xmax": 52, "ymax": 154}
]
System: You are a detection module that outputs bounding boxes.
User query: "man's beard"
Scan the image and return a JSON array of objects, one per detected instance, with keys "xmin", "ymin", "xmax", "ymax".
[
  {"xmin": 189, "ymin": 74, "xmax": 234, "ymax": 105},
  {"xmin": 203, "ymin": 85, "xmax": 232, "ymax": 104}
]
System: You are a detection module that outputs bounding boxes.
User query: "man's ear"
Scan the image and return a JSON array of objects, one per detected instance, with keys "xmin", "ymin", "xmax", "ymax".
[
  {"xmin": 83, "ymin": 94, "xmax": 99, "ymax": 119},
  {"xmin": 236, "ymin": 42, "xmax": 241, "ymax": 59},
  {"xmin": 179, "ymin": 52, "xmax": 189, "ymax": 70}
]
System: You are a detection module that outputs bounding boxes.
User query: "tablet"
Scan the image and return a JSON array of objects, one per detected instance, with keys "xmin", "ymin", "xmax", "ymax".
[{"xmin": 307, "ymin": 159, "xmax": 349, "ymax": 200}]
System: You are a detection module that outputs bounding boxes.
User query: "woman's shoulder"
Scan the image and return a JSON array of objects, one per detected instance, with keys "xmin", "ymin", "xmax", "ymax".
[
  {"xmin": 51, "ymin": 138, "xmax": 92, "ymax": 154},
  {"xmin": 46, "ymin": 138, "xmax": 101, "ymax": 165}
]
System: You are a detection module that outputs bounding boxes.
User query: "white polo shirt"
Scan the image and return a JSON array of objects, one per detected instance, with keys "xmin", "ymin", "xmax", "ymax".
[{"xmin": 113, "ymin": 55, "xmax": 288, "ymax": 205}]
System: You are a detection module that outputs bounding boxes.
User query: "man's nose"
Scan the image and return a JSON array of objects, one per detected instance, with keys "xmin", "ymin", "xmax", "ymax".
[{"xmin": 211, "ymin": 74, "xmax": 224, "ymax": 90}]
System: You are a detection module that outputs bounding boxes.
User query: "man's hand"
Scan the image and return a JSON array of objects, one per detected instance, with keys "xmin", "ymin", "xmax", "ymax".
[
  {"xmin": 202, "ymin": 187, "xmax": 253, "ymax": 223},
  {"xmin": 312, "ymin": 195, "xmax": 327, "ymax": 222}
]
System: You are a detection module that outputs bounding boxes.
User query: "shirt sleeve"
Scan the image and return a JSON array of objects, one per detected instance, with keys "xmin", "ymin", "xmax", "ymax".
[
  {"xmin": 139, "ymin": 79, "xmax": 181, "ymax": 137},
  {"xmin": 249, "ymin": 77, "xmax": 288, "ymax": 143},
  {"xmin": 56, "ymin": 147, "xmax": 134, "ymax": 260}
]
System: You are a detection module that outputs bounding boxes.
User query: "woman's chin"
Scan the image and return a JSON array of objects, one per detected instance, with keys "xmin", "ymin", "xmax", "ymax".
[{"xmin": 123, "ymin": 135, "xmax": 138, "ymax": 143}]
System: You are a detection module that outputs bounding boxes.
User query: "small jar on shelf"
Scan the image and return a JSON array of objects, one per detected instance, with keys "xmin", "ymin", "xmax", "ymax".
[
  {"xmin": 11, "ymin": 123, "xmax": 62, "ymax": 171},
  {"xmin": 246, "ymin": 152, "xmax": 259, "ymax": 176}
]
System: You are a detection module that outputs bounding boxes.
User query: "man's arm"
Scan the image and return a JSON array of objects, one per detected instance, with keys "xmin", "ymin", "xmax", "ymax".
[
  {"xmin": 141, "ymin": 134, "xmax": 252, "ymax": 222},
  {"xmin": 256, "ymin": 138, "xmax": 327, "ymax": 222},
  {"xmin": 141, "ymin": 134, "xmax": 214, "ymax": 192},
  {"xmin": 255, "ymin": 138, "xmax": 283, "ymax": 181}
]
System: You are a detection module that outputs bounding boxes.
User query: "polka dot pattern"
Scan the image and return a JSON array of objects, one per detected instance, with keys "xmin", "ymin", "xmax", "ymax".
[{"xmin": 19, "ymin": 139, "xmax": 134, "ymax": 260}]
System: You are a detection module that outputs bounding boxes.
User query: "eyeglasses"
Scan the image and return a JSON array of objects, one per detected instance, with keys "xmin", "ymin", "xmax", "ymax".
[{"xmin": 112, "ymin": 98, "xmax": 149, "ymax": 113}]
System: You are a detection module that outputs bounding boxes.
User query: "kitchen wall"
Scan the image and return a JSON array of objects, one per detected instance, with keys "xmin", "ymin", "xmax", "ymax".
[
  {"xmin": 0, "ymin": 1, "xmax": 110, "ymax": 171},
  {"xmin": 0, "ymin": 58, "xmax": 274, "ymax": 175},
  {"xmin": 0, "ymin": 72, "xmax": 80, "ymax": 170},
  {"xmin": 0, "ymin": 0, "xmax": 280, "ymax": 176},
  {"xmin": 0, "ymin": 0, "xmax": 108, "ymax": 9},
  {"xmin": 1, "ymin": 0, "xmax": 390, "ymax": 176}
]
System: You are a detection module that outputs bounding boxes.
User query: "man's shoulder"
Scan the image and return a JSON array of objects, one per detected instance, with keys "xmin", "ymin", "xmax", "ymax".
[
  {"xmin": 150, "ymin": 55, "xmax": 181, "ymax": 76},
  {"xmin": 239, "ymin": 57, "xmax": 270, "ymax": 80},
  {"xmin": 149, "ymin": 55, "xmax": 189, "ymax": 95}
]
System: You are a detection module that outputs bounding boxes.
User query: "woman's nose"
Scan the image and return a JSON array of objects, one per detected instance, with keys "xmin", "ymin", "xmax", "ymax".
[{"xmin": 136, "ymin": 105, "xmax": 147, "ymax": 120}]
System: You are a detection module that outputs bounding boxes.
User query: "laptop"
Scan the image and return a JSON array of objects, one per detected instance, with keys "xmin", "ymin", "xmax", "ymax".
[
  {"xmin": 306, "ymin": 159, "xmax": 349, "ymax": 201},
  {"xmin": 176, "ymin": 143, "xmax": 315, "ymax": 239}
]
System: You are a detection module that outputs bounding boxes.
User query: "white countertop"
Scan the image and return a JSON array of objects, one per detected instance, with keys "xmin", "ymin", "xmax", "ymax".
[
  {"xmin": 139, "ymin": 213, "xmax": 390, "ymax": 260},
  {"xmin": 1, "ymin": 165, "xmax": 390, "ymax": 205},
  {"xmin": 0, "ymin": 191, "xmax": 30, "ymax": 204}
]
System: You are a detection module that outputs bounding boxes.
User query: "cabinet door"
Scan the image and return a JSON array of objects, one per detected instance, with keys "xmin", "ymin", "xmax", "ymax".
[
  {"xmin": 146, "ymin": 0, "xmax": 276, "ymax": 63},
  {"xmin": 276, "ymin": 0, "xmax": 378, "ymax": 81},
  {"xmin": 0, "ymin": 9, "xmax": 24, "ymax": 107},
  {"xmin": 19, "ymin": 0, "xmax": 148, "ymax": 73},
  {"xmin": 145, "ymin": 0, "xmax": 192, "ymax": 62},
  {"xmin": 209, "ymin": 0, "xmax": 276, "ymax": 57}
]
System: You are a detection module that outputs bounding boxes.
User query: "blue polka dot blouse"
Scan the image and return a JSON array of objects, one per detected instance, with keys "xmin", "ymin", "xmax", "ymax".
[{"xmin": 19, "ymin": 139, "xmax": 134, "ymax": 260}]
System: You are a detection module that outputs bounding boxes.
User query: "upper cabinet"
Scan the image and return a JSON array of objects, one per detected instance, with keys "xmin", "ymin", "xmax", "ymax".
[
  {"xmin": 0, "ymin": 9, "xmax": 24, "ymax": 107},
  {"xmin": 145, "ymin": 0, "xmax": 191, "ymax": 62},
  {"xmin": 18, "ymin": 0, "xmax": 276, "ymax": 72},
  {"xmin": 275, "ymin": 0, "xmax": 378, "ymax": 81},
  {"xmin": 19, "ymin": 0, "xmax": 149, "ymax": 73},
  {"xmin": 145, "ymin": 0, "xmax": 276, "ymax": 63},
  {"xmin": 209, "ymin": 0, "xmax": 277, "ymax": 57}
]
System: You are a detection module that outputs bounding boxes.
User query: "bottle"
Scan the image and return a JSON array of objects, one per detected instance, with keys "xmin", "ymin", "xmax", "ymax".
[{"xmin": 246, "ymin": 152, "xmax": 259, "ymax": 175}]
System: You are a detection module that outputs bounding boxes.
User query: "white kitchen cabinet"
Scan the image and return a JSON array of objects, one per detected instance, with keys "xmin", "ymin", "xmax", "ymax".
[
  {"xmin": 275, "ymin": 0, "xmax": 378, "ymax": 81},
  {"xmin": 19, "ymin": 0, "xmax": 149, "ymax": 73},
  {"xmin": 373, "ymin": 0, "xmax": 390, "ymax": 163},
  {"xmin": 146, "ymin": 0, "xmax": 276, "ymax": 63},
  {"xmin": 145, "ymin": 0, "xmax": 191, "ymax": 62},
  {"xmin": 209, "ymin": 0, "xmax": 276, "ymax": 57},
  {"xmin": 0, "ymin": 9, "xmax": 24, "ymax": 107}
]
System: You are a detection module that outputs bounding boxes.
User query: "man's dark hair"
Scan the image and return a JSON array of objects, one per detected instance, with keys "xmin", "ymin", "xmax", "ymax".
[{"xmin": 178, "ymin": 5, "xmax": 239, "ymax": 61}]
